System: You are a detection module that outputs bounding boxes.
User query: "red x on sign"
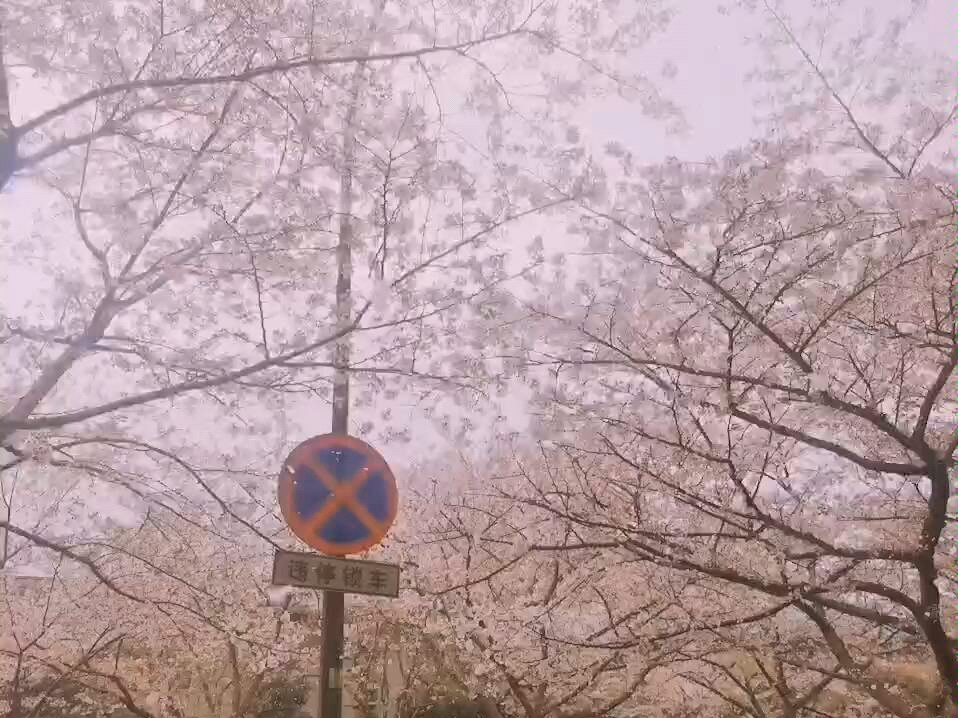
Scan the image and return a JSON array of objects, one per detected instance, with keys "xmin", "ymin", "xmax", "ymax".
[{"xmin": 278, "ymin": 434, "xmax": 398, "ymax": 556}]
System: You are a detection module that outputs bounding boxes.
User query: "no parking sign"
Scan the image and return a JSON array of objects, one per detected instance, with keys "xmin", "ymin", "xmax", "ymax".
[{"xmin": 277, "ymin": 434, "xmax": 399, "ymax": 556}]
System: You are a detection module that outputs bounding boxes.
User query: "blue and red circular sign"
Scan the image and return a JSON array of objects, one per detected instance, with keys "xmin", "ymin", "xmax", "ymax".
[{"xmin": 278, "ymin": 434, "xmax": 398, "ymax": 556}]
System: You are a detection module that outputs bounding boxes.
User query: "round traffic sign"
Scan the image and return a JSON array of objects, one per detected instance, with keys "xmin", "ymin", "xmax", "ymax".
[{"xmin": 278, "ymin": 434, "xmax": 399, "ymax": 556}]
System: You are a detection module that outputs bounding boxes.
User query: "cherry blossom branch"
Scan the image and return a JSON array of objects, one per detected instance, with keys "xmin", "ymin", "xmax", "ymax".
[
  {"xmin": 597, "ymin": 432, "xmax": 910, "ymax": 564},
  {"xmin": 581, "ymin": 201, "xmax": 817, "ymax": 374},
  {"xmin": 912, "ymin": 347, "xmax": 958, "ymax": 445},
  {"xmin": 795, "ymin": 248, "xmax": 934, "ymax": 357},
  {"xmin": 0, "ymin": 521, "xmax": 144, "ymax": 603},
  {"xmin": 71, "ymin": 666, "xmax": 162, "ymax": 718},
  {"xmin": 86, "ymin": 436, "xmax": 280, "ymax": 549},
  {"xmin": 4, "ymin": 631, "xmax": 139, "ymax": 718},
  {"xmin": 729, "ymin": 407, "xmax": 927, "ymax": 476},
  {"xmin": 794, "ymin": 601, "xmax": 931, "ymax": 718},
  {"xmin": 761, "ymin": 1, "xmax": 906, "ymax": 180},
  {"xmin": 0, "ymin": 24, "xmax": 14, "ymax": 187},
  {"xmin": 679, "ymin": 670, "xmax": 753, "ymax": 717},
  {"xmin": 15, "ymin": 30, "xmax": 537, "ymax": 139},
  {"xmin": 556, "ymin": 656, "xmax": 658, "ymax": 718},
  {"xmin": 0, "ymin": 302, "xmax": 368, "ymax": 438},
  {"xmin": 522, "ymin": 337, "xmax": 926, "ymax": 457}
]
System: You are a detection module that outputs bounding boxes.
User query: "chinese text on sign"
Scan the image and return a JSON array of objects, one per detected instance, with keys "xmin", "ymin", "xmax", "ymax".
[{"xmin": 272, "ymin": 550, "xmax": 400, "ymax": 598}]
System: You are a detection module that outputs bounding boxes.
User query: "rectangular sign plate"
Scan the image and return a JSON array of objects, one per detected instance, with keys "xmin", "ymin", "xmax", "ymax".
[{"xmin": 272, "ymin": 549, "xmax": 400, "ymax": 598}]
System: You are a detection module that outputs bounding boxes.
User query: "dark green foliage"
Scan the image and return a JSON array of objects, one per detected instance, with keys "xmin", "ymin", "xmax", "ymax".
[
  {"xmin": 3, "ymin": 669, "xmax": 310, "ymax": 718},
  {"xmin": 2, "ymin": 671, "xmax": 134, "ymax": 718},
  {"xmin": 410, "ymin": 698, "xmax": 501, "ymax": 718},
  {"xmin": 253, "ymin": 675, "xmax": 309, "ymax": 718}
]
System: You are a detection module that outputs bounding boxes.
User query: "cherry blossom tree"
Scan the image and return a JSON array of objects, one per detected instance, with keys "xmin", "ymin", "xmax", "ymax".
[
  {"xmin": 341, "ymin": 603, "xmax": 481, "ymax": 718},
  {"xmin": 1, "ymin": 510, "xmax": 317, "ymax": 718},
  {"xmin": 389, "ymin": 462, "xmax": 692, "ymax": 718},
  {"xmin": 0, "ymin": 567, "xmax": 130, "ymax": 718},
  {"xmin": 473, "ymin": 2, "xmax": 956, "ymax": 716},
  {"xmin": 0, "ymin": 0, "xmax": 683, "ymax": 659}
]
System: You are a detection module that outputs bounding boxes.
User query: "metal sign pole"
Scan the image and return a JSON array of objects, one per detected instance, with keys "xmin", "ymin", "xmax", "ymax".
[
  {"xmin": 321, "ymin": 91, "xmax": 355, "ymax": 718},
  {"xmin": 319, "ymin": 589, "xmax": 345, "ymax": 718},
  {"xmin": 319, "ymin": 384, "xmax": 347, "ymax": 718},
  {"xmin": 320, "ymin": 308, "xmax": 348, "ymax": 717}
]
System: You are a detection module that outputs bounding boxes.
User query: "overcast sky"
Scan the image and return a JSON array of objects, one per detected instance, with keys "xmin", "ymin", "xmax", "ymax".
[{"xmin": 596, "ymin": 0, "xmax": 953, "ymax": 163}]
